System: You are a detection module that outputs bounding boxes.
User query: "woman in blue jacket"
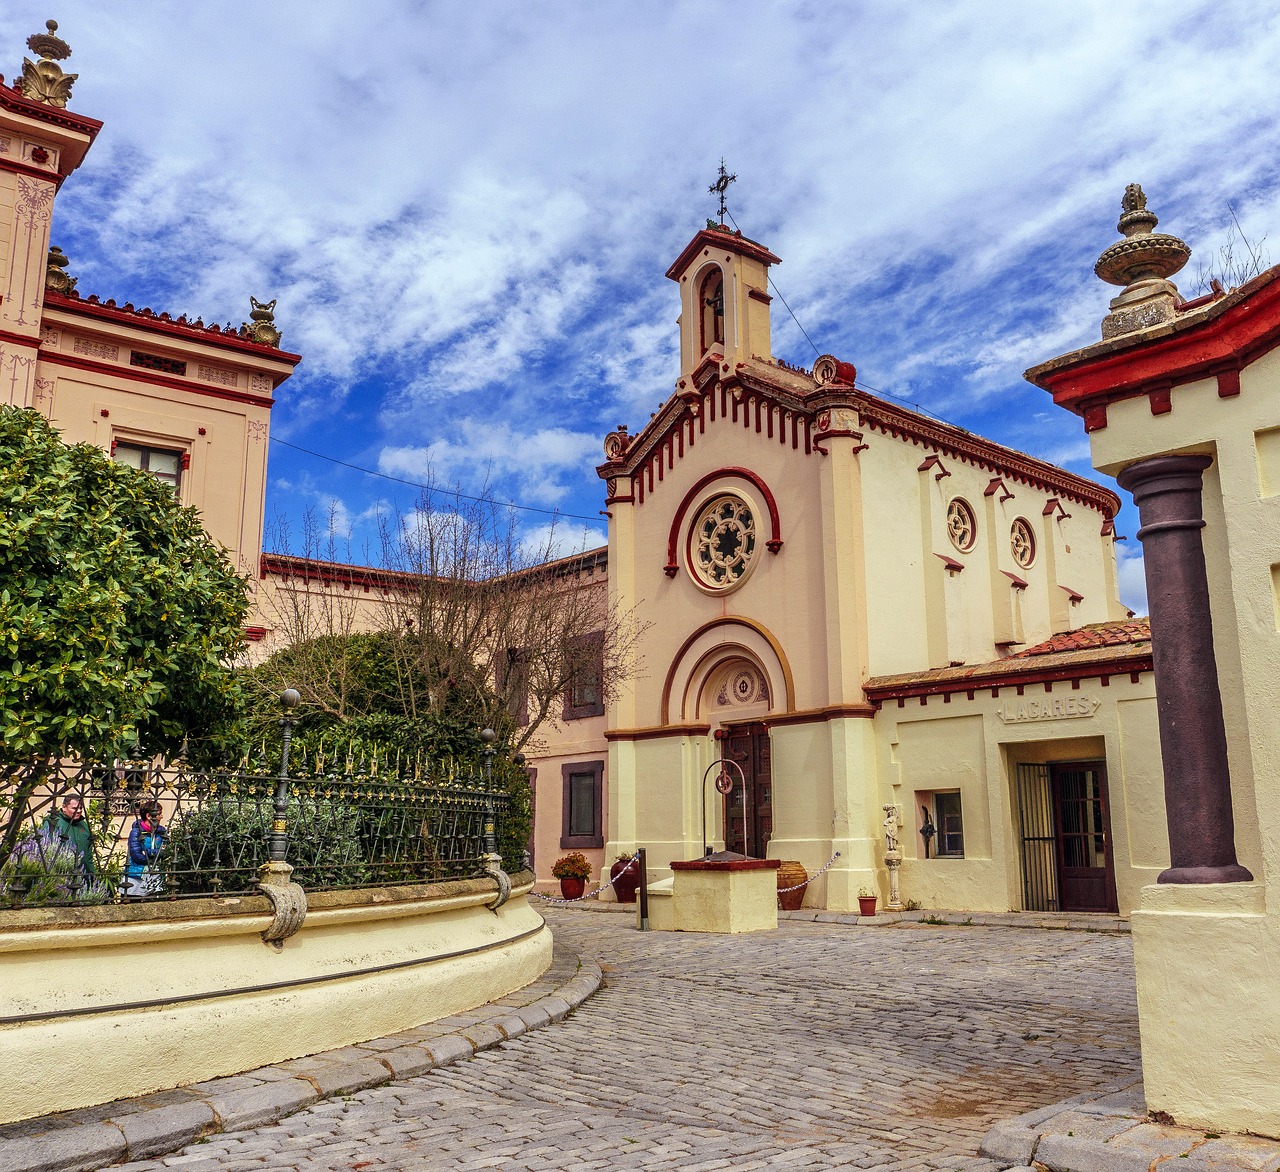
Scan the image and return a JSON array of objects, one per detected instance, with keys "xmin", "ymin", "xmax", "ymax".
[{"xmin": 121, "ymin": 798, "xmax": 167, "ymax": 898}]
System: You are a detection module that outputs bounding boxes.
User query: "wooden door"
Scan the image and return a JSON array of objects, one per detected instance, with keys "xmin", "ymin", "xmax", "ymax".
[
  {"xmin": 723, "ymin": 723, "xmax": 773, "ymax": 858},
  {"xmin": 1050, "ymin": 761, "xmax": 1118, "ymax": 913}
]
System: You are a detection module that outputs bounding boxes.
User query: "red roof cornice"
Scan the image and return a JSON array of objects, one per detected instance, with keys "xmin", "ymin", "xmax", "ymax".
[
  {"xmin": 598, "ymin": 360, "xmax": 1121, "ymax": 519},
  {"xmin": 44, "ymin": 290, "xmax": 302, "ymax": 367},
  {"xmin": 665, "ymin": 227, "xmax": 782, "ymax": 281},
  {"xmin": 0, "ymin": 84, "xmax": 103, "ymax": 139},
  {"xmin": 1025, "ymin": 268, "xmax": 1280, "ymax": 430}
]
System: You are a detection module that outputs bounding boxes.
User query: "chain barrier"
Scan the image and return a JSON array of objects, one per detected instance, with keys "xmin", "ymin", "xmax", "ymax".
[
  {"xmin": 530, "ymin": 853, "xmax": 640, "ymax": 905},
  {"xmin": 777, "ymin": 850, "xmax": 842, "ymax": 893}
]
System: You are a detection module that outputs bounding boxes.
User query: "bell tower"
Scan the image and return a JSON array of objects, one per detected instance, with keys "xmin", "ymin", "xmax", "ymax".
[{"xmin": 666, "ymin": 167, "xmax": 780, "ymax": 383}]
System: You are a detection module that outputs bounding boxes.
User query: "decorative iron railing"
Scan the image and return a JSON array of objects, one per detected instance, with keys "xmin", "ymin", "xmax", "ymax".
[{"xmin": 0, "ymin": 757, "xmax": 509, "ymax": 908}]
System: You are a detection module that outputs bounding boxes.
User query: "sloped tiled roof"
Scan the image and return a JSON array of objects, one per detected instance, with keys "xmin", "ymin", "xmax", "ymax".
[
  {"xmin": 1009, "ymin": 618, "xmax": 1150, "ymax": 658},
  {"xmin": 863, "ymin": 618, "xmax": 1152, "ymax": 702}
]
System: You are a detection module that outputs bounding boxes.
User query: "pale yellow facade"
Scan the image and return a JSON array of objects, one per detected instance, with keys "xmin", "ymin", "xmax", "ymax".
[{"xmin": 0, "ymin": 877, "xmax": 549, "ymax": 1125}]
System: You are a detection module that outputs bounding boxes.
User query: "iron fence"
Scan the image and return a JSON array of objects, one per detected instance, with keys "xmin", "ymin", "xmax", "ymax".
[{"xmin": 0, "ymin": 757, "xmax": 508, "ymax": 908}]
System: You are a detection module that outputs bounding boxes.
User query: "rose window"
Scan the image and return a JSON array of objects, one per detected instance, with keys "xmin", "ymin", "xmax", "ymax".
[
  {"xmin": 946, "ymin": 499, "xmax": 977, "ymax": 553},
  {"xmin": 692, "ymin": 495, "xmax": 757, "ymax": 588},
  {"xmin": 1010, "ymin": 518, "xmax": 1036, "ymax": 568}
]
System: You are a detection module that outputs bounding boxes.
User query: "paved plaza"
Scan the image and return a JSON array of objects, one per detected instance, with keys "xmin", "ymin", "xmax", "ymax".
[{"xmin": 104, "ymin": 910, "xmax": 1141, "ymax": 1171}]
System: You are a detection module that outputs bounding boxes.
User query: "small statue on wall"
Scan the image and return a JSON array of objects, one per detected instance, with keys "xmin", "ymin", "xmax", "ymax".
[
  {"xmin": 45, "ymin": 245, "xmax": 76, "ymax": 294},
  {"xmin": 882, "ymin": 804, "xmax": 900, "ymax": 853},
  {"xmin": 240, "ymin": 297, "xmax": 282, "ymax": 348}
]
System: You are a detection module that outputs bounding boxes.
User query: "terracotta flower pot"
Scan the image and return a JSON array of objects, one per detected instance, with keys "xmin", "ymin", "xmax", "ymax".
[
  {"xmin": 610, "ymin": 857, "xmax": 640, "ymax": 903},
  {"xmin": 858, "ymin": 895, "xmax": 878, "ymax": 917},
  {"xmin": 776, "ymin": 860, "xmax": 808, "ymax": 911},
  {"xmin": 559, "ymin": 877, "xmax": 586, "ymax": 901}
]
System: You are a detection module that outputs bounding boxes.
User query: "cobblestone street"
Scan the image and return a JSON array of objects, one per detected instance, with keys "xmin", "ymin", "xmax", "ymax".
[{"xmin": 114, "ymin": 912, "xmax": 1140, "ymax": 1171}]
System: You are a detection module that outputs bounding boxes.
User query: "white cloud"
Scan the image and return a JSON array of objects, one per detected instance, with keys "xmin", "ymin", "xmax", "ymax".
[
  {"xmin": 1116, "ymin": 544, "xmax": 1148, "ymax": 617},
  {"xmin": 15, "ymin": 0, "xmax": 1280, "ymax": 550}
]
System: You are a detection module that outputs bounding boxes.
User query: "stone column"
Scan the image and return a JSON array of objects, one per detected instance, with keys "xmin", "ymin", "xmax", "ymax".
[{"xmin": 1116, "ymin": 455, "xmax": 1252, "ymax": 884}]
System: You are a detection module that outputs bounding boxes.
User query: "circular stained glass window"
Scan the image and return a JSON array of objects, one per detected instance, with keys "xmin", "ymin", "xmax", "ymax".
[
  {"xmin": 1011, "ymin": 518, "xmax": 1036, "ymax": 568},
  {"xmin": 691, "ymin": 495, "xmax": 757, "ymax": 589},
  {"xmin": 946, "ymin": 498, "xmax": 977, "ymax": 553}
]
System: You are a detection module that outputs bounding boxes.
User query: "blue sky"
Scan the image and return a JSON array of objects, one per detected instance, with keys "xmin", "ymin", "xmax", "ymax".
[{"xmin": 13, "ymin": 1, "xmax": 1280, "ymax": 614}]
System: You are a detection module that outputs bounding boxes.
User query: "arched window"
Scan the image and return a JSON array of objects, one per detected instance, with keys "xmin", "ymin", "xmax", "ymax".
[{"xmin": 700, "ymin": 268, "xmax": 725, "ymax": 352}]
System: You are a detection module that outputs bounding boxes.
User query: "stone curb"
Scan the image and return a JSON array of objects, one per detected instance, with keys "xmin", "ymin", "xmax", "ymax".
[
  {"xmin": 978, "ymin": 1077, "xmax": 1280, "ymax": 1172},
  {"xmin": 0, "ymin": 950, "xmax": 602, "ymax": 1172}
]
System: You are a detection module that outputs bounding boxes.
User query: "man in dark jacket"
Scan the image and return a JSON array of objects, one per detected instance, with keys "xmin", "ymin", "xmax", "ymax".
[{"xmin": 42, "ymin": 795, "xmax": 95, "ymax": 878}]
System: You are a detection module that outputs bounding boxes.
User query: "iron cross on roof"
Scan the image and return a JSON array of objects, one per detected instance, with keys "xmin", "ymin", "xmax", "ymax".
[{"xmin": 709, "ymin": 160, "xmax": 737, "ymax": 224}]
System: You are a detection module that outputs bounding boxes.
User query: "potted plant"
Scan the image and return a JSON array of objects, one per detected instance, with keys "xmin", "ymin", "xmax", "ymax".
[
  {"xmin": 552, "ymin": 852, "xmax": 592, "ymax": 901},
  {"xmin": 609, "ymin": 852, "xmax": 641, "ymax": 903},
  {"xmin": 857, "ymin": 886, "xmax": 879, "ymax": 918}
]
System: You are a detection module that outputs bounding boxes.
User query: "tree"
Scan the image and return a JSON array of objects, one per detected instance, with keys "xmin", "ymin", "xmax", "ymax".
[
  {"xmin": 255, "ymin": 483, "xmax": 645, "ymax": 757},
  {"xmin": 1192, "ymin": 204, "xmax": 1271, "ymax": 295},
  {"xmin": 0, "ymin": 406, "xmax": 248, "ymax": 785}
]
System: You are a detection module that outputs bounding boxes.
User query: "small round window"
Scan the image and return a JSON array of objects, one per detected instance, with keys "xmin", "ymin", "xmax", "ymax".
[
  {"xmin": 691, "ymin": 495, "xmax": 757, "ymax": 589},
  {"xmin": 1010, "ymin": 518, "xmax": 1036, "ymax": 568},
  {"xmin": 946, "ymin": 498, "xmax": 977, "ymax": 553}
]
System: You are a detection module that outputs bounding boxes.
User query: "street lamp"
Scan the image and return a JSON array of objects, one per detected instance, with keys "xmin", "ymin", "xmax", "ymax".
[
  {"xmin": 479, "ymin": 727, "xmax": 497, "ymax": 857},
  {"xmin": 268, "ymin": 688, "xmax": 301, "ymax": 864}
]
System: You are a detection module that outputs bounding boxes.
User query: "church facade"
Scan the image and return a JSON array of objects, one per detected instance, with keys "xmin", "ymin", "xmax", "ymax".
[{"xmin": 550, "ymin": 222, "xmax": 1164, "ymax": 916}]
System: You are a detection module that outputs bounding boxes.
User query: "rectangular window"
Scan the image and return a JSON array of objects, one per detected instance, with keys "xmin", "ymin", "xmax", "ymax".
[
  {"xmin": 563, "ymin": 631, "xmax": 605, "ymax": 720},
  {"xmin": 113, "ymin": 442, "xmax": 184, "ymax": 494},
  {"xmin": 560, "ymin": 760, "xmax": 603, "ymax": 849},
  {"xmin": 934, "ymin": 791, "xmax": 964, "ymax": 858}
]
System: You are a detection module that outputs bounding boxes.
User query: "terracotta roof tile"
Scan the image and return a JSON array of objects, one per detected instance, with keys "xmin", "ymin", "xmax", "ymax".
[{"xmin": 1010, "ymin": 618, "xmax": 1151, "ymax": 659}]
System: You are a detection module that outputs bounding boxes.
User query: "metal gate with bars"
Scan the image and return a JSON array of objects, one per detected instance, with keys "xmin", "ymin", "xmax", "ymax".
[{"xmin": 1016, "ymin": 763, "xmax": 1058, "ymax": 912}]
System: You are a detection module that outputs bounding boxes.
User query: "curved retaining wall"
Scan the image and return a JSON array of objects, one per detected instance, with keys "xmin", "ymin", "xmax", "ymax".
[{"xmin": 0, "ymin": 873, "xmax": 551, "ymax": 1124}]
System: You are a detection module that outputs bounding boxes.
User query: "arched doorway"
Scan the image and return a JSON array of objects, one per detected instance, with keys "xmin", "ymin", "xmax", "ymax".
[{"xmin": 705, "ymin": 660, "xmax": 773, "ymax": 859}]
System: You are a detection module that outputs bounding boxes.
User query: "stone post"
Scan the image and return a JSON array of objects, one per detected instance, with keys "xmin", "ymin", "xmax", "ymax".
[{"xmin": 1116, "ymin": 455, "xmax": 1252, "ymax": 884}]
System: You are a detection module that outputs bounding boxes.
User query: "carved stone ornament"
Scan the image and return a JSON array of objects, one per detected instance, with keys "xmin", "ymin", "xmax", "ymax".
[
  {"xmin": 484, "ymin": 852, "xmax": 512, "ymax": 911},
  {"xmin": 257, "ymin": 860, "xmax": 308, "ymax": 949},
  {"xmin": 19, "ymin": 20, "xmax": 77, "ymax": 109},
  {"xmin": 812, "ymin": 354, "xmax": 857, "ymax": 387},
  {"xmin": 602, "ymin": 424, "xmax": 631, "ymax": 461},
  {"xmin": 239, "ymin": 296, "xmax": 282, "ymax": 347},
  {"xmin": 1094, "ymin": 184, "xmax": 1191, "ymax": 288},
  {"xmin": 44, "ymin": 245, "xmax": 76, "ymax": 294}
]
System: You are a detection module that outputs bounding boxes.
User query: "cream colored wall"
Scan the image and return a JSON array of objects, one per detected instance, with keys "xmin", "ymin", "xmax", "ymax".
[
  {"xmin": 858, "ymin": 439, "xmax": 1123, "ymax": 677},
  {"xmin": 1086, "ymin": 349, "xmax": 1280, "ymax": 1134},
  {"xmin": 36, "ymin": 325, "xmax": 280, "ymax": 581},
  {"xmin": 528, "ymin": 725, "xmax": 607, "ymax": 887},
  {"xmin": 0, "ymin": 878, "xmax": 550, "ymax": 1125},
  {"xmin": 874, "ymin": 673, "xmax": 1163, "ymax": 915}
]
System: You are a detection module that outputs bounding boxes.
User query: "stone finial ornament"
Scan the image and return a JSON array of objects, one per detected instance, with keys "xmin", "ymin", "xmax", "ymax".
[
  {"xmin": 1095, "ymin": 184, "xmax": 1191, "ymax": 339},
  {"xmin": 19, "ymin": 20, "xmax": 77, "ymax": 108},
  {"xmin": 239, "ymin": 296, "xmax": 282, "ymax": 347},
  {"xmin": 44, "ymin": 245, "xmax": 76, "ymax": 294}
]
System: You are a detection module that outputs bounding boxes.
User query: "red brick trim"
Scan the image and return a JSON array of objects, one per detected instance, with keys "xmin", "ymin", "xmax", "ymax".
[
  {"xmin": 44, "ymin": 292, "xmax": 301, "ymax": 367},
  {"xmin": 243, "ymin": 626, "xmax": 268, "ymax": 642},
  {"xmin": 0, "ymin": 85, "xmax": 103, "ymax": 137},
  {"xmin": 863, "ymin": 652, "xmax": 1152, "ymax": 705},
  {"xmin": 0, "ymin": 156, "xmax": 63, "ymax": 188},
  {"xmin": 37, "ymin": 350, "xmax": 276, "ymax": 409},
  {"xmin": 259, "ymin": 552, "xmax": 421, "ymax": 594},
  {"xmin": 1025, "ymin": 268, "xmax": 1280, "ymax": 429},
  {"xmin": 665, "ymin": 228, "xmax": 782, "ymax": 280},
  {"xmin": 664, "ymin": 467, "xmax": 783, "ymax": 576},
  {"xmin": 0, "ymin": 327, "xmax": 39, "ymax": 350}
]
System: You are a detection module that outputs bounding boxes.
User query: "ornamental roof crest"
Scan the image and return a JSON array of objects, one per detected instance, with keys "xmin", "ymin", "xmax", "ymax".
[{"xmin": 18, "ymin": 20, "xmax": 77, "ymax": 109}]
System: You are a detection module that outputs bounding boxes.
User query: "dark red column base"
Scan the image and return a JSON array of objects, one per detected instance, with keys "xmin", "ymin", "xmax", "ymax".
[{"xmin": 1158, "ymin": 863, "xmax": 1254, "ymax": 885}]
